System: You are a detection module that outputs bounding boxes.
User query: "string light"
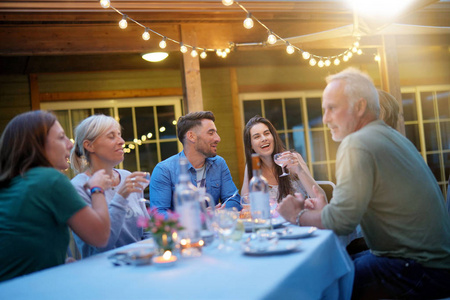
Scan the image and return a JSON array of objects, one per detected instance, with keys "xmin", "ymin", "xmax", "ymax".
[
  {"xmin": 100, "ymin": 0, "xmax": 110, "ymax": 8},
  {"xmin": 142, "ymin": 27, "xmax": 150, "ymax": 41},
  {"xmin": 180, "ymin": 43, "xmax": 188, "ymax": 54},
  {"xmin": 159, "ymin": 37, "xmax": 167, "ymax": 49},
  {"xmin": 222, "ymin": 0, "xmax": 234, "ymax": 6},
  {"xmin": 119, "ymin": 15, "xmax": 127, "ymax": 29},
  {"xmin": 267, "ymin": 31, "xmax": 277, "ymax": 45},
  {"xmin": 243, "ymin": 13, "xmax": 254, "ymax": 29},
  {"xmin": 374, "ymin": 54, "xmax": 381, "ymax": 62},
  {"xmin": 99, "ymin": 0, "xmax": 362, "ymax": 68}
]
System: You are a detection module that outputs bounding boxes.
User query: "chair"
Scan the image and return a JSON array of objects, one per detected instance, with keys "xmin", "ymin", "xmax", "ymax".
[{"xmin": 316, "ymin": 180, "xmax": 336, "ymax": 203}]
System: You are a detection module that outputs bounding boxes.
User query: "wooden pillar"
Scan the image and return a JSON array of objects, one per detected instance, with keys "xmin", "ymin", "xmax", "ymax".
[
  {"xmin": 378, "ymin": 35, "xmax": 406, "ymax": 135},
  {"xmin": 230, "ymin": 67, "xmax": 245, "ymax": 186},
  {"xmin": 29, "ymin": 74, "xmax": 40, "ymax": 110},
  {"xmin": 180, "ymin": 25, "xmax": 203, "ymax": 113}
]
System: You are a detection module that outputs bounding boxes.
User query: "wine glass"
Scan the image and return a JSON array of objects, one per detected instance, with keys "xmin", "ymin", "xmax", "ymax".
[
  {"xmin": 274, "ymin": 152, "xmax": 290, "ymax": 177},
  {"xmin": 138, "ymin": 172, "xmax": 151, "ymax": 204},
  {"xmin": 212, "ymin": 209, "xmax": 238, "ymax": 251}
]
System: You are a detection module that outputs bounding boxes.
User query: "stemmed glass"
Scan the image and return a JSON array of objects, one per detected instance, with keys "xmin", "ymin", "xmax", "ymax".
[
  {"xmin": 138, "ymin": 172, "xmax": 151, "ymax": 204},
  {"xmin": 212, "ymin": 209, "xmax": 239, "ymax": 251},
  {"xmin": 274, "ymin": 152, "xmax": 290, "ymax": 177}
]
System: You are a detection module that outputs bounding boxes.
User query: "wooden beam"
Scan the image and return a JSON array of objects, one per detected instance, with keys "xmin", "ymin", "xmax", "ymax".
[
  {"xmin": 230, "ymin": 67, "xmax": 245, "ymax": 187},
  {"xmin": 29, "ymin": 74, "xmax": 40, "ymax": 110},
  {"xmin": 39, "ymin": 88, "xmax": 183, "ymax": 102},
  {"xmin": 180, "ymin": 24, "xmax": 203, "ymax": 113},
  {"xmin": 378, "ymin": 35, "xmax": 406, "ymax": 135}
]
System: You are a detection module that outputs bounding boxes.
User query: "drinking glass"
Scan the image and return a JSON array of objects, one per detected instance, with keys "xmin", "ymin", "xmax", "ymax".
[
  {"xmin": 138, "ymin": 172, "xmax": 151, "ymax": 204},
  {"xmin": 273, "ymin": 152, "xmax": 290, "ymax": 177},
  {"xmin": 212, "ymin": 209, "xmax": 239, "ymax": 251}
]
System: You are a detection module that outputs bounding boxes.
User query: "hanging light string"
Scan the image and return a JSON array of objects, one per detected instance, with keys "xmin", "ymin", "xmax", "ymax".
[{"xmin": 99, "ymin": 0, "xmax": 363, "ymax": 66}]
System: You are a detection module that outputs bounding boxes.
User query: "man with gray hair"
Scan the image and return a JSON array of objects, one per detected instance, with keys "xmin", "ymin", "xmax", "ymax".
[{"xmin": 278, "ymin": 68, "xmax": 450, "ymax": 299}]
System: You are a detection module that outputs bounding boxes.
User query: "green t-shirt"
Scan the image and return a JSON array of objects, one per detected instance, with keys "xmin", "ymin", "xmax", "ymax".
[{"xmin": 0, "ymin": 167, "xmax": 87, "ymax": 282}]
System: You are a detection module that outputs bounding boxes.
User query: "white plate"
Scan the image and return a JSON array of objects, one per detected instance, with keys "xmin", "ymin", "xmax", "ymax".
[
  {"xmin": 242, "ymin": 240, "xmax": 300, "ymax": 256},
  {"xmin": 275, "ymin": 226, "xmax": 317, "ymax": 239},
  {"xmin": 243, "ymin": 218, "xmax": 286, "ymax": 232}
]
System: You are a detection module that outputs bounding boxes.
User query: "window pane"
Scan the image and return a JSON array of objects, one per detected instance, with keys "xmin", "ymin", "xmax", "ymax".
[
  {"xmin": 157, "ymin": 106, "xmax": 177, "ymax": 140},
  {"xmin": 405, "ymin": 124, "xmax": 421, "ymax": 151},
  {"xmin": 278, "ymin": 132, "xmax": 288, "ymax": 148},
  {"xmin": 290, "ymin": 130, "xmax": 307, "ymax": 161},
  {"xmin": 440, "ymin": 121, "xmax": 450, "ymax": 151},
  {"xmin": 424, "ymin": 123, "xmax": 439, "ymax": 151},
  {"xmin": 444, "ymin": 152, "xmax": 449, "ymax": 183},
  {"xmin": 437, "ymin": 91, "xmax": 450, "ymax": 119},
  {"xmin": 312, "ymin": 164, "xmax": 328, "ymax": 181},
  {"xmin": 123, "ymin": 147, "xmax": 137, "ymax": 171},
  {"xmin": 71, "ymin": 109, "xmax": 90, "ymax": 129},
  {"xmin": 135, "ymin": 106, "xmax": 155, "ymax": 141},
  {"xmin": 53, "ymin": 110, "xmax": 70, "ymax": 135},
  {"xmin": 160, "ymin": 141, "xmax": 178, "ymax": 161},
  {"xmin": 118, "ymin": 108, "xmax": 134, "ymax": 142},
  {"xmin": 421, "ymin": 92, "xmax": 435, "ymax": 120},
  {"xmin": 94, "ymin": 108, "xmax": 113, "ymax": 116},
  {"xmin": 426, "ymin": 153, "xmax": 442, "ymax": 181},
  {"xmin": 139, "ymin": 143, "xmax": 158, "ymax": 173},
  {"xmin": 306, "ymin": 97, "xmax": 323, "ymax": 128},
  {"xmin": 326, "ymin": 131, "xmax": 339, "ymax": 160},
  {"xmin": 402, "ymin": 93, "xmax": 417, "ymax": 121},
  {"xmin": 243, "ymin": 100, "xmax": 261, "ymax": 124},
  {"xmin": 264, "ymin": 99, "xmax": 283, "ymax": 130},
  {"xmin": 310, "ymin": 131, "xmax": 326, "ymax": 162},
  {"xmin": 285, "ymin": 98, "xmax": 302, "ymax": 129}
]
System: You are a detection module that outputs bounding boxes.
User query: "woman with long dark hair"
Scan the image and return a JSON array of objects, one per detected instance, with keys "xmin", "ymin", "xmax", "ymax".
[{"xmin": 0, "ymin": 111, "xmax": 111, "ymax": 282}]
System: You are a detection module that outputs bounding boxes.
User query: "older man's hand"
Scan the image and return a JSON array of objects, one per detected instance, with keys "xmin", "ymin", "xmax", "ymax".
[{"xmin": 277, "ymin": 193, "xmax": 305, "ymax": 224}]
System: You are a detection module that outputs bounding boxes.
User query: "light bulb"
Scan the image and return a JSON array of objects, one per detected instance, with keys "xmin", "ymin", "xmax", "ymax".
[
  {"xmin": 343, "ymin": 55, "xmax": 349, "ymax": 62},
  {"xmin": 224, "ymin": 48, "xmax": 230, "ymax": 54},
  {"xmin": 159, "ymin": 37, "xmax": 167, "ymax": 49},
  {"xmin": 318, "ymin": 60, "xmax": 324, "ymax": 68},
  {"xmin": 334, "ymin": 58, "xmax": 340, "ymax": 65},
  {"xmin": 191, "ymin": 48, "xmax": 198, "ymax": 58},
  {"xmin": 353, "ymin": 41, "xmax": 360, "ymax": 47},
  {"xmin": 324, "ymin": 59, "xmax": 331, "ymax": 67},
  {"xmin": 142, "ymin": 28, "xmax": 150, "ymax": 41},
  {"xmin": 286, "ymin": 43, "xmax": 295, "ymax": 54},
  {"xmin": 216, "ymin": 49, "xmax": 222, "ymax": 56},
  {"xmin": 243, "ymin": 14, "xmax": 253, "ymax": 29},
  {"xmin": 180, "ymin": 43, "xmax": 188, "ymax": 54},
  {"xmin": 119, "ymin": 15, "xmax": 128, "ymax": 29},
  {"xmin": 100, "ymin": 0, "xmax": 110, "ymax": 8},
  {"xmin": 302, "ymin": 52, "xmax": 310, "ymax": 60},
  {"xmin": 221, "ymin": 52, "xmax": 227, "ymax": 58},
  {"xmin": 309, "ymin": 58, "xmax": 317, "ymax": 66},
  {"xmin": 222, "ymin": 0, "xmax": 234, "ymax": 6},
  {"xmin": 267, "ymin": 32, "xmax": 277, "ymax": 45},
  {"xmin": 347, "ymin": 51, "xmax": 353, "ymax": 58},
  {"xmin": 357, "ymin": 49, "xmax": 362, "ymax": 55},
  {"xmin": 352, "ymin": 47, "xmax": 357, "ymax": 53},
  {"xmin": 374, "ymin": 54, "xmax": 381, "ymax": 62},
  {"xmin": 200, "ymin": 50, "xmax": 207, "ymax": 59}
]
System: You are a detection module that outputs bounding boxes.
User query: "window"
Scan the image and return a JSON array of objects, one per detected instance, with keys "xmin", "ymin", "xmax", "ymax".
[
  {"xmin": 242, "ymin": 85, "xmax": 450, "ymax": 199},
  {"xmin": 41, "ymin": 97, "xmax": 183, "ymax": 176}
]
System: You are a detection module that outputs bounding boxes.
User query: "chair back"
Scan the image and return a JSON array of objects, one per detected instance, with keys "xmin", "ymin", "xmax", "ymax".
[{"xmin": 316, "ymin": 181, "xmax": 336, "ymax": 203}]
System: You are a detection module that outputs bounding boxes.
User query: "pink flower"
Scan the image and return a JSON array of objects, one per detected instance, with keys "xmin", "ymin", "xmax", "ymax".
[
  {"xmin": 136, "ymin": 216, "xmax": 149, "ymax": 228},
  {"xmin": 151, "ymin": 227, "xmax": 157, "ymax": 233}
]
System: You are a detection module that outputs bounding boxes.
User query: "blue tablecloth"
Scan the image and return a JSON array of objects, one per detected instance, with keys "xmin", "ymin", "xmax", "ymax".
[{"xmin": 0, "ymin": 229, "xmax": 354, "ymax": 300}]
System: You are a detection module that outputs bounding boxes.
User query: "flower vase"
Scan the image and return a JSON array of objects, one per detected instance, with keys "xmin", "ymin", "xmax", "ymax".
[{"xmin": 153, "ymin": 232, "xmax": 176, "ymax": 254}]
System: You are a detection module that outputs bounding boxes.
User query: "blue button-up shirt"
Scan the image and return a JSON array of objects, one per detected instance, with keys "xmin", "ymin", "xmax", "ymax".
[{"xmin": 150, "ymin": 151, "xmax": 241, "ymax": 213}]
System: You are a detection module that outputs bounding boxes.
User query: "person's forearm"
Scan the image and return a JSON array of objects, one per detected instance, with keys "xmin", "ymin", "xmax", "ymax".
[{"xmin": 298, "ymin": 209, "xmax": 325, "ymax": 229}]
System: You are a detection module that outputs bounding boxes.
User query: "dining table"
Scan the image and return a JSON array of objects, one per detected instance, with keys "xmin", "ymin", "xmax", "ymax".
[{"xmin": 0, "ymin": 227, "xmax": 354, "ymax": 300}]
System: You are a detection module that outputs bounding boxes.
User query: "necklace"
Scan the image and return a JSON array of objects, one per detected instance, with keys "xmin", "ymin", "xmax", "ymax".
[{"xmin": 111, "ymin": 169, "xmax": 120, "ymax": 190}]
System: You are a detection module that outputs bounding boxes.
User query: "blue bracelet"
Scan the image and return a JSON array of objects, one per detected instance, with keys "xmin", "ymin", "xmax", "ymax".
[{"xmin": 90, "ymin": 186, "xmax": 104, "ymax": 194}]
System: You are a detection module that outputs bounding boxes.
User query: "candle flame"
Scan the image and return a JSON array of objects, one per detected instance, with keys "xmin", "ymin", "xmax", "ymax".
[{"xmin": 163, "ymin": 250, "xmax": 172, "ymax": 260}]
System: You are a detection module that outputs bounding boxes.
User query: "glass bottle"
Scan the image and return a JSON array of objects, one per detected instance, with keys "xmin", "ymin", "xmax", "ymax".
[
  {"xmin": 249, "ymin": 153, "xmax": 272, "ymax": 232},
  {"xmin": 174, "ymin": 157, "xmax": 203, "ymax": 256}
]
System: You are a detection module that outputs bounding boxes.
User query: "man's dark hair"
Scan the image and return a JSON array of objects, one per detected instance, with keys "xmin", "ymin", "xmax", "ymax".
[{"xmin": 177, "ymin": 111, "xmax": 215, "ymax": 144}]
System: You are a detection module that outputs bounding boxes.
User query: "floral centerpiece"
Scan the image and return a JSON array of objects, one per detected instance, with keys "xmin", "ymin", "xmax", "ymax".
[{"xmin": 137, "ymin": 208, "xmax": 184, "ymax": 253}]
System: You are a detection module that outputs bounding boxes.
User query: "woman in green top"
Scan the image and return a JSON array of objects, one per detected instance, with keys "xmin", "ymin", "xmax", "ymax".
[{"xmin": 0, "ymin": 110, "xmax": 111, "ymax": 282}]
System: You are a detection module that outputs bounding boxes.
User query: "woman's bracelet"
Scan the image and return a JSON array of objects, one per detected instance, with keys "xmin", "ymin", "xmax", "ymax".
[
  {"xmin": 90, "ymin": 186, "xmax": 104, "ymax": 195},
  {"xmin": 295, "ymin": 209, "xmax": 309, "ymax": 226}
]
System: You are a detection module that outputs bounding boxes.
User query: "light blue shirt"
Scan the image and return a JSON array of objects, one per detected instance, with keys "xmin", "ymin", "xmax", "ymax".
[{"xmin": 150, "ymin": 151, "xmax": 241, "ymax": 212}]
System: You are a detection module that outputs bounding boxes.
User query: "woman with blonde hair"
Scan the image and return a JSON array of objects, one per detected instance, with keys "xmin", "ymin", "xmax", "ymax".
[
  {"xmin": 70, "ymin": 114, "xmax": 149, "ymax": 258},
  {"xmin": 0, "ymin": 111, "xmax": 110, "ymax": 282}
]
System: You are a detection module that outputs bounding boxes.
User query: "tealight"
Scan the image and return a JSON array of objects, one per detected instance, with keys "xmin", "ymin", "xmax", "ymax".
[{"xmin": 152, "ymin": 250, "xmax": 177, "ymax": 267}]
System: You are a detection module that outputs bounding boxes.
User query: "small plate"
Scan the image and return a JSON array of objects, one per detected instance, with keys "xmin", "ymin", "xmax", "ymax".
[
  {"xmin": 243, "ymin": 218, "xmax": 286, "ymax": 232},
  {"xmin": 275, "ymin": 226, "xmax": 317, "ymax": 239},
  {"xmin": 242, "ymin": 240, "xmax": 300, "ymax": 256}
]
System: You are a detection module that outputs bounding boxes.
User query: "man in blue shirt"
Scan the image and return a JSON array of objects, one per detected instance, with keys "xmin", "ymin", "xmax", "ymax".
[{"xmin": 150, "ymin": 111, "xmax": 241, "ymax": 213}]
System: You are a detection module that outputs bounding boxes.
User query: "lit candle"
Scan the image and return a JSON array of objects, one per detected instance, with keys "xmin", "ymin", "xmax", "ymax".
[{"xmin": 153, "ymin": 250, "xmax": 177, "ymax": 267}]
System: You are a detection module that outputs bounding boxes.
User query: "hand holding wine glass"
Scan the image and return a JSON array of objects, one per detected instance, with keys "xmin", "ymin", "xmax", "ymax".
[{"xmin": 273, "ymin": 152, "xmax": 290, "ymax": 177}]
